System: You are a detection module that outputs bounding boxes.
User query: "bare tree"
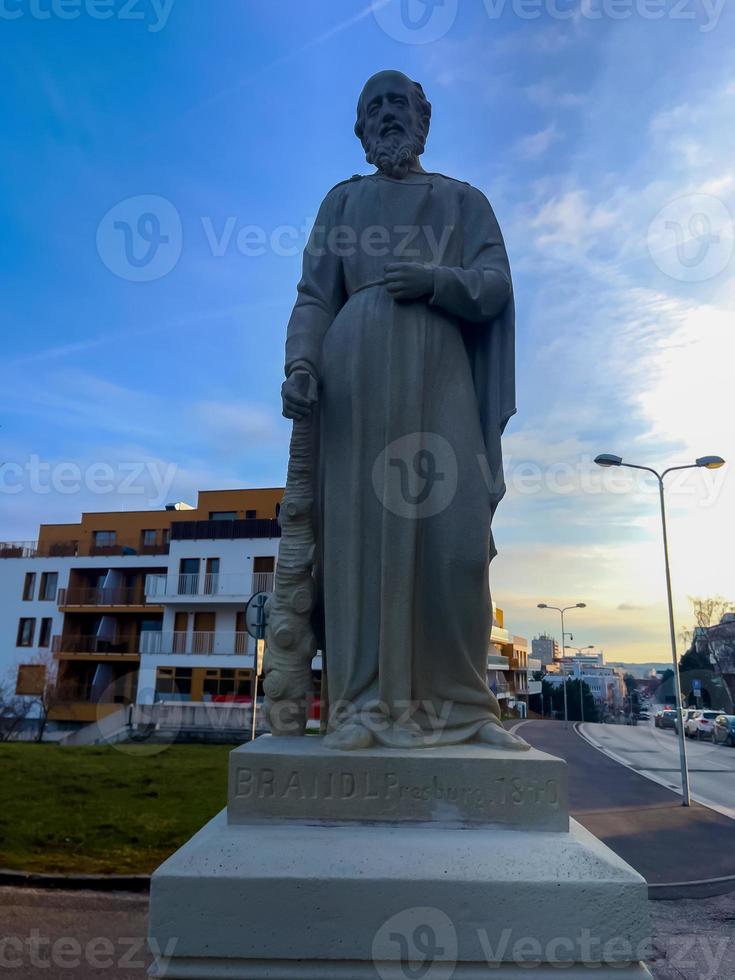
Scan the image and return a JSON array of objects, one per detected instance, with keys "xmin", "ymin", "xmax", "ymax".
[
  {"xmin": 680, "ymin": 596, "xmax": 735, "ymax": 676},
  {"xmin": 0, "ymin": 683, "xmax": 33, "ymax": 741},
  {"xmin": 20, "ymin": 652, "xmax": 76, "ymax": 742}
]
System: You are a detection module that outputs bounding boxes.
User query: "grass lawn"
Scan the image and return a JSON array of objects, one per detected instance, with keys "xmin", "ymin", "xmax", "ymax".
[{"xmin": 0, "ymin": 742, "xmax": 231, "ymax": 875}]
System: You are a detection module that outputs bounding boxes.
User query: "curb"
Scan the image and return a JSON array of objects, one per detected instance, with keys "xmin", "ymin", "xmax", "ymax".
[
  {"xmin": 648, "ymin": 875, "xmax": 735, "ymax": 901},
  {"xmin": 0, "ymin": 867, "xmax": 150, "ymax": 893}
]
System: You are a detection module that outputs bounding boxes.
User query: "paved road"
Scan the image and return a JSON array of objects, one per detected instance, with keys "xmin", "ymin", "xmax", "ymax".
[
  {"xmin": 0, "ymin": 887, "xmax": 150, "ymax": 978},
  {"xmin": 580, "ymin": 720, "xmax": 735, "ymax": 819},
  {"xmin": 517, "ymin": 720, "xmax": 735, "ymax": 888}
]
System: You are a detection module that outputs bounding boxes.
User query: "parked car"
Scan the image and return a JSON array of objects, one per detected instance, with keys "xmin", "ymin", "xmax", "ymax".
[
  {"xmin": 713, "ymin": 715, "xmax": 735, "ymax": 747},
  {"xmin": 675, "ymin": 708, "xmax": 698, "ymax": 733},
  {"xmin": 638, "ymin": 711, "xmax": 650, "ymax": 721},
  {"xmin": 655, "ymin": 709, "xmax": 677, "ymax": 730},
  {"xmin": 685, "ymin": 710, "xmax": 720, "ymax": 740}
]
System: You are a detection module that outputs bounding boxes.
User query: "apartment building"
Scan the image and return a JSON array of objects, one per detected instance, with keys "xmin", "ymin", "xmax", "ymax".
[
  {"xmin": 2, "ymin": 489, "xmax": 532, "ymax": 735},
  {"xmin": 0, "ymin": 488, "xmax": 283, "ymax": 731}
]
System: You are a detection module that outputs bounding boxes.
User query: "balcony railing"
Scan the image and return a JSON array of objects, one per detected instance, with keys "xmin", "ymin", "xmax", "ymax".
[
  {"xmin": 139, "ymin": 542, "xmax": 170, "ymax": 555},
  {"xmin": 0, "ymin": 540, "xmax": 79, "ymax": 558},
  {"xmin": 170, "ymin": 518, "xmax": 280, "ymax": 541},
  {"xmin": 139, "ymin": 630, "xmax": 251, "ymax": 656},
  {"xmin": 145, "ymin": 572, "xmax": 274, "ymax": 600},
  {"xmin": 252, "ymin": 571, "xmax": 274, "ymax": 593},
  {"xmin": 58, "ymin": 586, "xmax": 150, "ymax": 607},
  {"xmin": 52, "ymin": 634, "xmax": 140, "ymax": 656}
]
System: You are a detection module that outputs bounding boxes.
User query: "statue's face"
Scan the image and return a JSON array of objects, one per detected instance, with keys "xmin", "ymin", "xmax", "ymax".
[{"xmin": 360, "ymin": 72, "xmax": 421, "ymax": 154}]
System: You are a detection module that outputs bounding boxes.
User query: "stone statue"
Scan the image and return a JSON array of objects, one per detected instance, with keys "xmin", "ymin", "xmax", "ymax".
[{"xmin": 268, "ymin": 69, "xmax": 528, "ymax": 753}]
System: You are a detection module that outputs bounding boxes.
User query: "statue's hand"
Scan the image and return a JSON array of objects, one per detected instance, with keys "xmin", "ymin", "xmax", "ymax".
[
  {"xmin": 282, "ymin": 369, "xmax": 318, "ymax": 421},
  {"xmin": 384, "ymin": 262, "xmax": 434, "ymax": 302}
]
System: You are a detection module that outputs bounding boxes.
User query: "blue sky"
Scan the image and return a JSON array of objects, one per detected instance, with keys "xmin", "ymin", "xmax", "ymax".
[{"xmin": 2, "ymin": 0, "xmax": 734, "ymax": 660}]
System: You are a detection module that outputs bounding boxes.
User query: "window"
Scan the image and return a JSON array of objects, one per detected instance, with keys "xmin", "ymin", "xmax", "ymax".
[
  {"xmin": 155, "ymin": 667, "xmax": 193, "ymax": 699},
  {"xmin": 22, "ymin": 573, "xmax": 36, "ymax": 601},
  {"xmin": 204, "ymin": 557, "xmax": 220, "ymax": 594},
  {"xmin": 253, "ymin": 556, "xmax": 275, "ymax": 572},
  {"xmin": 203, "ymin": 668, "xmax": 251, "ymax": 700},
  {"xmin": 245, "ymin": 509, "xmax": 257, "ymax": 519},
  {"xmin": 253, "ymin": 556, "xmax": 275, "ymax": 591},
  {"xmin": 141, "ymin": 529, "xmax": 157, "ymax": 546},
  {"xmin": 209, "ymin": 511, "xmax": 237, "ymax": 520},
  {"xmin": 39, "ymin": 572, "xmax": 58, "ymax": 601},
  {"xmin": 93, "ymin": 530, "xmax": 117, "ymax": 547},
  {"xmin": 38, "ymin": 618, "xmax": 53, "ymax": 647},
  {"xmin": 162, "ymin": 529, "xmax": 171, "ymax": 545},
  {"xmin": 179, "ymin": 558, "xmax": 200, "ymax": 595},
  {"xmin": 17, "ymin": 618, "xmax": 36, "ymax": 647}
]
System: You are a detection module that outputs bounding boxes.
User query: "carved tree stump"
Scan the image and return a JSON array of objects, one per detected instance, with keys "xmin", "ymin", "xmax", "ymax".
[{"xmin": 263, "ymin": 388, "xmax": 318, "ymax": 736}]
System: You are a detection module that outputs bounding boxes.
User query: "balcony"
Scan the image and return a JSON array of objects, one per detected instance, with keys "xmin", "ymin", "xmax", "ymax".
[
  {"xmin": 0, "ymin": 540, "xmax": 79, "ymax": 559},
  {"xmin": 52, "ymin": 635, "xmax": 140, "ymax": 657},
  {"xmin": 139, "ymin": 631, "xmax": 251, "ymax": 657},
  {"xmin": 145, "ymin": 572, "xmax": 274, "ymax": 602},
  {"xmin": 490, "ymin": 624, "xmax": 510, "ymax": 645},
  {"xmin": 170, "ymin": 518, "xmax": 280, "ymax": 541},
  {"xmin": 58, "ymin": 586, "xmax": 153, "ymax": 608}
]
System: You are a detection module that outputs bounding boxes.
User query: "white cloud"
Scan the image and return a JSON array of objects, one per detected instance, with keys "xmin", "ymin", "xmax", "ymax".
[{"xmin": 517, "ymin": 123, "xmax": 559, "ymax": 159}]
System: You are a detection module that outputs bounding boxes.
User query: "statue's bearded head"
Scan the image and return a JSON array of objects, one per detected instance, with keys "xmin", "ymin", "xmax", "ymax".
[{"xmin": 355, "ymin": 70, "xmax": 432, "ymax": 179}]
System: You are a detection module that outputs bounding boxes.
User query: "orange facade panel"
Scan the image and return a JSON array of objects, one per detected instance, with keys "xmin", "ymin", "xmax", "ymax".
[{"xmin": 36, "ymin": 488, "xmax": 284, "ymax": 557}]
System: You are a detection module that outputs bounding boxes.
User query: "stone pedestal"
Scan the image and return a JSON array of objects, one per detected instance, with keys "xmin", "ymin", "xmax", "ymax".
[{"xmin": 148, "ymin": 737, "xmax": 653, "ymax": 979}]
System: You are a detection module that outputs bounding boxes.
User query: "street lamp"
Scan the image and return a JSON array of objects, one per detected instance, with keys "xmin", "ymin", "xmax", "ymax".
[
  {"xmin": 594, "ymin": 452, "xmax": 726, "ymax": 807},
  {"xmin": 537, "ymin": 602, "xmax": 587, "ymax": 727}
]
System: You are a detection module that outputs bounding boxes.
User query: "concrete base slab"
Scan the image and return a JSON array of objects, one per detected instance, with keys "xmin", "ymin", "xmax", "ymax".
[{"xmin": 149, "ymin": 809, "xmax": 652, "ymax": 978}]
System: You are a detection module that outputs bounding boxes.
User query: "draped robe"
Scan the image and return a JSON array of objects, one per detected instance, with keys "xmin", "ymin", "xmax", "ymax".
[{"xmin": 285, "ymin": 171, "xmax": 515, "ymax": 745}]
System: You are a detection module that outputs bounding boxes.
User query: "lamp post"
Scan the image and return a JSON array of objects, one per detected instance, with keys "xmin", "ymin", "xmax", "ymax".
[
  {"xmin": 594, "ymin": 453, "xmax": 725, "ymax": 807},
  {"xmin": 537, "ymin": 602, "xmax": 587, "ymax": 727}
]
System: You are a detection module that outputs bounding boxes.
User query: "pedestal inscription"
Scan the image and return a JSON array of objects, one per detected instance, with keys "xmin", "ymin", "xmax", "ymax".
[{"xmin": 227, "ymin": 736, "xmax": 568, "ymax": 831}]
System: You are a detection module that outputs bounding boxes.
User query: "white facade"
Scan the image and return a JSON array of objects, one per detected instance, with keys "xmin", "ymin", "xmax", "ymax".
[
  {"xmin": 0, "ymin": 555, "xmax": 69, "ymax": 687},
  {"xmin": 136, "ymin": 536, "xmax": 280, "ymax": 704}
]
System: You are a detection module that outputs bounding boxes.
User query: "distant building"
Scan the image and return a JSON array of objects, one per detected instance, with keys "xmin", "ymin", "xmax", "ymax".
[
  {"xmin": 532, "ymin": 633, "xmax": 560, "ymax": 666},
  {"xmin": 545, "ymin": 661, "xmax": 625, "ymax": 714},
  {"xmin": 488, "ymin": 608, "xmax": 533, "ymax": 715}
]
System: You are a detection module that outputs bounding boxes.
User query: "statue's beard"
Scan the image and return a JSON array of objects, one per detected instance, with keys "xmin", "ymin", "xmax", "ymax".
[{"xmin": 365, "ymin": 132, "xmax": 422, "ymax": 179}]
